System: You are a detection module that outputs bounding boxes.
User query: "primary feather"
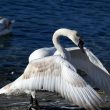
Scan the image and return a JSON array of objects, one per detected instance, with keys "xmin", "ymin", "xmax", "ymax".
[{"xmin": 69, "ymin": 47, "xmax": 110, "ymax": 97}]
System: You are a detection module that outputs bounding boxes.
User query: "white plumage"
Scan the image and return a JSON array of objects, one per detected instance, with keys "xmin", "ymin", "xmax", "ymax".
[
  {"xmin": 68, "ymin": 47, "xmax": 110, "ymax": 97},
  {"xmin": 0, "ymin": 56, "xmax": 103, "ymax": 110},
  {"xmin": 0, "ymin": 17, "xmax": 14, "ymax": 36}
]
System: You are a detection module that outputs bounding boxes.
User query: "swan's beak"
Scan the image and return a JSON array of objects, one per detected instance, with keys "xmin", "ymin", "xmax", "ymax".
[{"xmin": 78, "ymin": 38, "xmax": 85, "ymax": 53}]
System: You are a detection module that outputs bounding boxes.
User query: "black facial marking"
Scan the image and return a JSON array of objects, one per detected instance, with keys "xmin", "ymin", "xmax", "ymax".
[{"xmin": 78, "ymin": 38, "xmax": 85, "ymax": 53}]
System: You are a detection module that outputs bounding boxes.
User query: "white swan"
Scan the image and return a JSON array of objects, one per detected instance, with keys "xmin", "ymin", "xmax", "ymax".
[
  {"xmin": 0, "ymin": 29, "xmax": 103, "ymax": 110},
  {"xmin": 0, "ymin": 17, "xmax": 14, "ymax": 36},
  {"xmin": 29, "ymin": 28, "xmax": 110, "ymax": 98}
]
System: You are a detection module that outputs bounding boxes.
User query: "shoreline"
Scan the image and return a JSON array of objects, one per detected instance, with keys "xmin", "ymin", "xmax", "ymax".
[{"xmin": 0, "ymin": 91, "xmax": 110, "ymax": 110}]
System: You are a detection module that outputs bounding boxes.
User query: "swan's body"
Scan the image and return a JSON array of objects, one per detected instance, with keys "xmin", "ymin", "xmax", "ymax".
[
  {"xmin": 29, "ymin": 47, "xmax": 56, "ymax": 62},
  {"xmin": 0, "ymin": 17, "xmax": 14, "ymax": 36},
  {"xmin": 0, "ymin": 28, "xmax": 108, "ymax": 110}
]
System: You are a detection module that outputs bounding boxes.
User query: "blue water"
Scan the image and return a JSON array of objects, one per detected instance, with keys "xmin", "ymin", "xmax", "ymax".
[{"xmin": 0, "ymin": 0, "xmax": 110, "ymax": 80}]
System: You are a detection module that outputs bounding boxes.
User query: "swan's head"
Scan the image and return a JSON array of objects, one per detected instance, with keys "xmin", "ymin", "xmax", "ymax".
[{"xmin": 69, "ymin": 30, "xmax": 85, "ymax": 53}]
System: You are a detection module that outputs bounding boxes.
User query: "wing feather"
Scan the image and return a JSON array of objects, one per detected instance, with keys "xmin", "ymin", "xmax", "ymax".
[
  {"xmin": 69, "ymin": 47, "xmax": 110, "ymax": 96},
  {"xmin": 9, "ymin": 56, "xmax": 102, "ymax": 110},
  {"xmin": 63, "ymin": 65, "xmax": 102, "ymax": 109}
]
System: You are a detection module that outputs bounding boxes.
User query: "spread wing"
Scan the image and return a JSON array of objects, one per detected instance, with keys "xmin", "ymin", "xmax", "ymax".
[
  {"xmin": 10, "ymin": 56, "xmax": 102, "ymax": 110},
  {"xmin": 68, "ymin": 47, "xmax": 110, "ymax": 96}
]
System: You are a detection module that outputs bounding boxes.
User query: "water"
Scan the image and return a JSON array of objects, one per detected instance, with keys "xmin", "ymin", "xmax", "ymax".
[{"xmin": 0, "ymin": 0, "xmax": 110, "ymax": 109}]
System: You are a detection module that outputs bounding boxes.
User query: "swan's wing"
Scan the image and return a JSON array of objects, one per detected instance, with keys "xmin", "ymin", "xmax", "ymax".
[
  {"xmin": 0, "ymin": 56, "xmax": 102, "ymax": 110},
  {"xmin": 68, "ymin": 47, "xmax": 110, "ymax": 96}
]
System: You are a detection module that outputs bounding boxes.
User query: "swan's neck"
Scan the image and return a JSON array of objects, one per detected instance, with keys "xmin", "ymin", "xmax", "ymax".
[{"xmin": 52, "ymin": 30, "xmax": 71, "ymax": 61}]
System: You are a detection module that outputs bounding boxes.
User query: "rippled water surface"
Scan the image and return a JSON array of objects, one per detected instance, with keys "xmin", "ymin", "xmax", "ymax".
[{"xmin": 0, "ymin": 0, "xmax": 110, "ymax": 109}]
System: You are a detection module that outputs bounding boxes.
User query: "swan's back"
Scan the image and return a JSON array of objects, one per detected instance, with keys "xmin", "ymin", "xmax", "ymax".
[{"xmin": 29, "ymin": 47, "xmax": 56, "ymax": 62}]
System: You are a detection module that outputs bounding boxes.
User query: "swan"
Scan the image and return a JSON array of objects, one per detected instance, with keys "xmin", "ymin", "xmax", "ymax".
[
  {"xmin": 29, "ymin": 28, "xmax": 110, "ymax": 98},
  {"xmin": 0, "ymin": 17, "xmax": 14, "ymax": 36},
  {"xmin": 0, "ymin": 29, "xmax": 103, "ymax": 110}
]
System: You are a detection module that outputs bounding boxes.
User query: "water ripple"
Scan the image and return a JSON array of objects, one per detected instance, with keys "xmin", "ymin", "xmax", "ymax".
[{"xmin": 0, "ymin": 0, "xmax": 110, "ymax": 78}]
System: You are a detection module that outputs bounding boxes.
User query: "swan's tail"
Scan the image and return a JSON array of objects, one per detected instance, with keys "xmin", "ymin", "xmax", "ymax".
[{"xmin": 0, "ymin": 83, "xmax": 12, "ymax": 95}]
